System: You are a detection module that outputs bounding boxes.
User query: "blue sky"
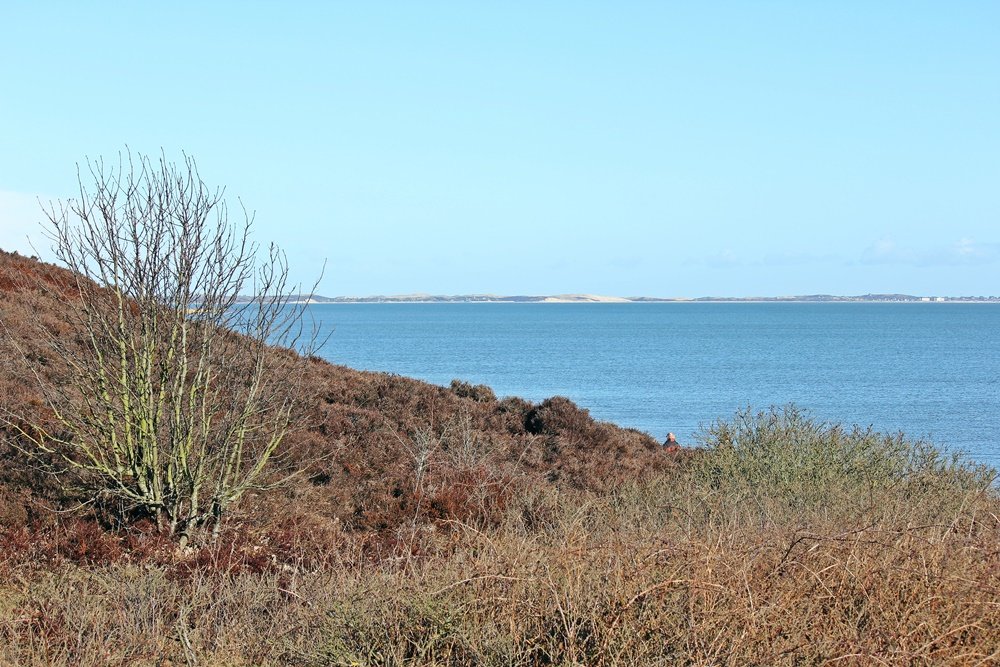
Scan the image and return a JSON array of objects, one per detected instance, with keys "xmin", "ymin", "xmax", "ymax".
[{"xmin": 1, "ymin": 2, "xmax": 997, "ymax": 297}]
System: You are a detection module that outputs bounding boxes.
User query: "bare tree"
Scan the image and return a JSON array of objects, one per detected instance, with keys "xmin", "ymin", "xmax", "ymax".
[{"xmin": 5, "ymin": 150, "xmax": 318, "ymax": 545}]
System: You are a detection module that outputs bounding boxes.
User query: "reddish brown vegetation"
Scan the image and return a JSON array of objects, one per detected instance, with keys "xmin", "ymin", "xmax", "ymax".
[
  {"xmin": 6, "ymin": 249, "xmax": 997, "ymax": 665},
  {"xmin": 0, "ymin": 249, "xmax": 672, "ymax": 550}
]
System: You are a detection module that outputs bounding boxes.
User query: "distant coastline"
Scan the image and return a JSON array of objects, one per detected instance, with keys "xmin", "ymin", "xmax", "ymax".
[{"xmin": 268, "ymin": 293, "xmax": 1000, "ymax": 304}]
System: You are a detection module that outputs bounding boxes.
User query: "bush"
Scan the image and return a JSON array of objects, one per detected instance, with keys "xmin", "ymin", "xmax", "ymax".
[
  {"xmin": 3, "ymin": 151, "xmax": 318, "ymax": 545},
  {"xmin": 689, "ymin": 405, "xmax": 996, "ymax": 526},
  {"xmin": 449, "ymin": 379, "xmax": 497, "ymax": 403}
]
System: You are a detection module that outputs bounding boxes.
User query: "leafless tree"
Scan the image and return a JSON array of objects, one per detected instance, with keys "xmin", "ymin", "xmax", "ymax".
[{"xmin": 5, "ymin": 150, "xmax": 319, "ymax": 545}]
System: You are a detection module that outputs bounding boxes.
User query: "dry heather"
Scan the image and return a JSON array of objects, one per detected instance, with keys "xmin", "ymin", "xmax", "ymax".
[
  {"xmin": 0, "ymin": 249, "xmax": 670, "ymax": 536},
  {"xmin": 2, "ymin": 250, "xmax": 999, "ymax": 665},
  {"xmin": 2, "ymin": 409, "xmax": 997, "ymax": 666}
]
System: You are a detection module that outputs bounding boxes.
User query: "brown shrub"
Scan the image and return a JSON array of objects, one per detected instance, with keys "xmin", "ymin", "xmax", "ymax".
[
  {"xmin": 1, "ymin": 471, "xmax": 998, "ymax": 665},
  {"xmin": 449, "ymin": 379, "xmax": 497, "ymax": 403},
  {"xmin": 1, "ymin": 251, "xmax": 675, "ymax": 542}
]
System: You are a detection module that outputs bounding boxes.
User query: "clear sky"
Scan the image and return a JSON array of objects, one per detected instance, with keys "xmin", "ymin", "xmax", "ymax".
[{"xmin": 1, "ymin": 2, "xmax": 997, "ymax": 297}]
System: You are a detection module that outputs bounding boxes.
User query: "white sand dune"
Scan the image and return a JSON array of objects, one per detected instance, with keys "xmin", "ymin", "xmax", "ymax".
[{"xmin": 542, "ymin": 294, "xmax": 632, "ymax": 303}]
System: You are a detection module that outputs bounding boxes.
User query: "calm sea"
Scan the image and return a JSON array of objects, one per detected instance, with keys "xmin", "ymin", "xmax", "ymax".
[{"xmin": 310, "ymin": 303, "xmax": 1000, "ymax": 467}]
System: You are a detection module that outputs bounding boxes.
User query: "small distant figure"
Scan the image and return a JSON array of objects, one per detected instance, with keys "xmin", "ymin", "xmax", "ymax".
[{"xmin": 664, "ymin": 432, "xmax": 680, "ymax": 453}]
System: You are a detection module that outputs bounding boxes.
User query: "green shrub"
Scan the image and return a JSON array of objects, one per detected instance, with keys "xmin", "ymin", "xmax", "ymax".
[{"xmin": 689, "ymin": 405, "xmax": 996, "ymax": 525}]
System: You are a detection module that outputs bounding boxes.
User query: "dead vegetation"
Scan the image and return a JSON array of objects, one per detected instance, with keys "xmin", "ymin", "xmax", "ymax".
[{"xmin": 1, "ymin": 250, "xmax": 998, "ymax": 665}]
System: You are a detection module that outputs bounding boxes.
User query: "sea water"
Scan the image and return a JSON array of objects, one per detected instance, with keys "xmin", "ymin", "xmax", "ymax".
[{"xmin": 310, "ymin": 303, "xmax": 1000, "ymax": 467}]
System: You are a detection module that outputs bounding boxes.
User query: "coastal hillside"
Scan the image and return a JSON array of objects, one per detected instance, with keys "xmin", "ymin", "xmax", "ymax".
[
  {"xmin": 0, "ymin": 249, "xmax": 670, "ymax": 537},
  {"xmin": 2, "ymin": 249, "xmax": 999, "ymax": 665}
]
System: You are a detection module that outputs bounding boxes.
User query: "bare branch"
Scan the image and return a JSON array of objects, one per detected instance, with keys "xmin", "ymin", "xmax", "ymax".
[{"xmin": 4, "ymin": 149, "xmax": 320, "ymax": 546}]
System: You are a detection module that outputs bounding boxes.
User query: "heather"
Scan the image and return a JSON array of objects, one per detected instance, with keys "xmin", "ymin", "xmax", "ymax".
[{"xmin": 2, "ymin": 250, "xmax": 999, "ymax": 666}]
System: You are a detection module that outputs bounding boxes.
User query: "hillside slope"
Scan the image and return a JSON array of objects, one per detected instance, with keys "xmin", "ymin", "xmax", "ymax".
[
  {"xmin": 4, "ymin": 250, "xmax": 1000, "ymax": 665},
  {"xmin": 0, "ymin": 249, "xmax": 673, "ymax": 535}
]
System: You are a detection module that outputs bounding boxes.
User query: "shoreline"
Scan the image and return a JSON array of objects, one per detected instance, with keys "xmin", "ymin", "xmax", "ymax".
[{"xmin": 290, "ymin": 299, "xmax": 1000, "ymax": 304}]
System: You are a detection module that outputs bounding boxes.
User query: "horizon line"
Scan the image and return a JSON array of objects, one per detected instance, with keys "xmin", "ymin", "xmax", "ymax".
[{"xmin": 264, "ymin": 292, "xmax": 1000, "ymax": 304}]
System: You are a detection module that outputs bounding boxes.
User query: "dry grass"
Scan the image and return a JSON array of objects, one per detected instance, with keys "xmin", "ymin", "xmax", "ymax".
[
  {"xmin": 2, "ymin": 251, "xmax": 998, "ymax": 664},
  {"xmin": 2, "ymin": 408, "xmax": 998, "ymax": 666}
]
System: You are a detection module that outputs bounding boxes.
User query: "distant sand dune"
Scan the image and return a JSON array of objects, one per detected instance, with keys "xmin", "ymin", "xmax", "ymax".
[{"xmin": 542, "ymin": 294, "xmax": 632, "ymax": 303}]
